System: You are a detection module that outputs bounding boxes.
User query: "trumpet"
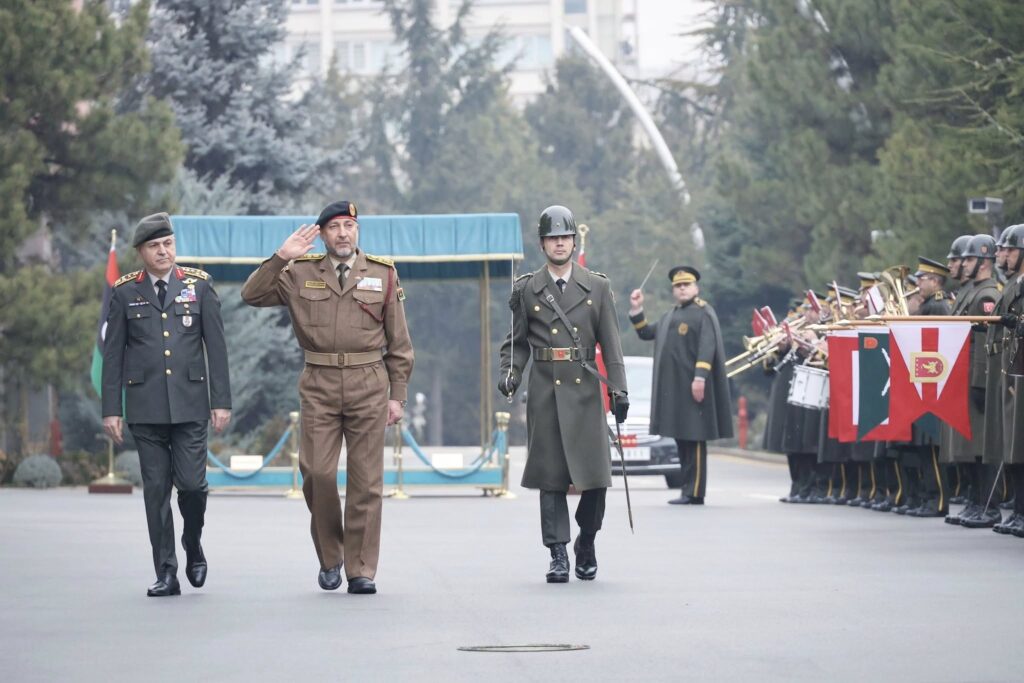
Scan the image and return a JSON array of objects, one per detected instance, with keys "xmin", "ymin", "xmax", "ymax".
[
  {"xmin": 726, "ymin": 323, "xmax": 822, "ymax": 378},
  {"xmin": 726, "ymin": 317, "xmax": 806, "ymax": 367}
]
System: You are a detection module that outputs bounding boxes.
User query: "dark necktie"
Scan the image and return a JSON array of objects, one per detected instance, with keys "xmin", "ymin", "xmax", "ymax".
[
  {"xmin": 337, "ymin": 264, "xmax": 347, "ymax": 290},
  {"xmin": 156, "ymin": 279, "xmax": 167, "ymax": 307},
  {"xmin": 556, "ymin": 278, "xmax": 566, "ymax": 293}
]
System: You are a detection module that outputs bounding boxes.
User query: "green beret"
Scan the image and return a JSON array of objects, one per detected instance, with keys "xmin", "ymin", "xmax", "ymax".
[{"xmin": 132, "ymin": 212, "xmax": 174, "ymax": 247}]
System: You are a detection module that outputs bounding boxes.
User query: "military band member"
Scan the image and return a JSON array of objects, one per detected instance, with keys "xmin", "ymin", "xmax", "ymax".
[
  {"xmin": 848, "ymin": 274, "xmax": 882, "ymax": 507},
  {"xmin": 992, "ymin": 224, "xmax": 1024, "ymax": 537},
  {"xmin": 102, "ymin": 213, "xmax": 232, "ymax": 597},
  {"xmin": 241, "ymin": 201, "xmax": 414, "ymax": 593},
  {"xmin": 943, "ymin": 236, "xmax": 1001, "ymax": 528},
  {"xmin": 766, "ymin": 298, "xmax": 809, "ymax": 503},
  {"xmin": 897, "ymin": 257, "xmax": 953, "ymax": 517},
  {"xmin": 498, "ymin": 205, "xmax": 628, "ymax": 583},
  {"xmin": 816, "ymin": 287, "xmax": 858, "ymax": 504},
  {"xmin": 628, "ymin": 266, "xmax": 734, "ymax": 505}
]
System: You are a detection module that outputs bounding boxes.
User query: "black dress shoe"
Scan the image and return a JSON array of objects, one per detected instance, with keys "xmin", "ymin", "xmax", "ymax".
[
  {"xmin": 872, "ymin": 501, "xmax": 893, "ymax": 512},
  {"xmin": 546, "ymin": 543, "xmax": 570, "ymax": 583},
  {"xmin": 318, "ymin": 563, "xmax": 343, "ymax": 591},
  {"xmin": 848, "ymin": 496, "xmax": 865, "ymax": 507},
  {"xmin": 147, "ymin": 572, "xmax": 181, "ymax": 597},
  {"xmin": 908, "ymin": 507, "xmax": 946, "ymax": 518},
  {"xmin": 961, "ymin": 506, "xmax": 1002, "ymax": 528},
  {"xmin": 949, "ymin": 495, "xmax": 967, "ymax": 505},
  {"xmin": 999, "ymin": 498, "xmax": 1015, "ymax": 510},
  {"xmin": 347, "ymin": 577, "xmax": 377, "ymax": 594},
  {"xmin": 573, "ymin": 535, "xmax": 598, "ymax": 581},
  {"xmin": 993, "ymin": 512, "xmax": 1017, "ymax": 534},
  {"xmin": 182, "ymin": 535, "xmax": 207, "ymax": 588},
  {"xmin": 1011, "ymin": 518, "xmax": 1024, "ymax": 538},
  {"xmin": 668, "ymin": 495, "xmax": 704, "ymax": 505}
]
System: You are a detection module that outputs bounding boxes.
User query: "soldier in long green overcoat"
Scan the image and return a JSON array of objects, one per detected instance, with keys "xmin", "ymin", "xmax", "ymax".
[{"xmin": 498, "ymin": 206, "xmax": 628, "ymax": 583}]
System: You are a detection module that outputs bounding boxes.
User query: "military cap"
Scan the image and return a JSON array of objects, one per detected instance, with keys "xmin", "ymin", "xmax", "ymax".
[
  {"xmin": 947, "ymin": 235, "xmax": 972, "ymax": 259},
  {"xmin": 857, "ymin": 271, "xmax": 880, "ymax": 291},
  {"xmin": 669, "ymin": 266, "xmax": 700, "ymax": 285},
  {"xmin": 835, "ymin": 286, "xmax": 859, "ymax": 304},
  {"xmin": 1001, "ymin": 224, "xmax": 1024, "ymax": 249},
  {"xmin": 906, "ymin": 273, "xmax": 919, "ymax": 287},
  {"xmin": 316, "ymin": 200, "xmax": 358, "ymax": 228},
  {"xmin": 132, "ymin": 212, "xmax": 174, "ymax": 247},
  {"xmin": 914, "ymin": 256, "xmax": 950, "ymax": 278},
  {"xmin": 963, "ymin": 234, "xmax": 996, "ymax": 259}
]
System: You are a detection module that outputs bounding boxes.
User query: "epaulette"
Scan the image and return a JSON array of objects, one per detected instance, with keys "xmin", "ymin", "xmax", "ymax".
[
  {"xmin": 178, "ymin": 266, "xmax": 210, "ymax": 280},
  {"xmin": 590, "ymin": 270, "xmax": 608, "ymax": 279},
  {"xmin": 934, "ymin": 292, "xmax": 944, "ymax": 301},
  {"xmin": 296, "ymin": 253, "xmax": 326, "ymax": 261},
  {"xmin": 998, "ymin": 283, "xmax": 1005, "ymax": 292},
  {"xmin": 694, "ymin": 297, "xmax": 707, "ymax": 308},
  {"xmin": 114, "ymin": 270, "xmax": 142, "ymax": 287},
  {"xmin": 366, "ymin": 254, "xmax": 395, "ymax": 267}
]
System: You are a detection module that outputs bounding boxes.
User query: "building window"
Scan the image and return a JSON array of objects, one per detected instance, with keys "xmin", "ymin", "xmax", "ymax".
[{"xmin": 564, "ymin": 0, "xmax": 586, "ymax": 14}]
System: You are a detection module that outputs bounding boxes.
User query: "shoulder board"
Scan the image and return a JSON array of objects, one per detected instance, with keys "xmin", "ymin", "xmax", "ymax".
[
  {"xmin": 998, "ymin": 283, "xmax": 1005, "ymax": 292},
  {"xmin": 934, "ymin": 292, "xmax": 944, "ymax": 301},
  {"xmin": 515, "ymin": 273, "xmax": 532, "ymax": 282},
  {"xmin": 114, "ymin": 270, "xmax": 142, "ymax": 287},
  {"xmin": 590, "ymin": 270, "xmax": 608, "ymax": 279},
  {"xmin": 296, "ymin": 253, "xmax": 326, "ymax": 262},
  {"xmin": 365, "ymin": 254, "xmax": 395, "ymax": 267},
  {"xmin": 178, "ymin": 266, "xmax": 210, "ymax": 280},
  {"xmin": 694, "ymin": 297, "xmax": 707, "ymax": 308}
]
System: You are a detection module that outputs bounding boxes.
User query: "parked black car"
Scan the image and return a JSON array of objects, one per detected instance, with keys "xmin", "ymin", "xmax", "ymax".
[{"xmin": 608, "ymin": 356, "xmax": 681, "ymax": 489}]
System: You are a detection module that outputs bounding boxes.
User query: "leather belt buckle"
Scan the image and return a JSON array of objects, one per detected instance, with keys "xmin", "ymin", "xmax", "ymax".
[{"xmin": 551, "ymin": 348, "xmax": 572, "ymax": 362}]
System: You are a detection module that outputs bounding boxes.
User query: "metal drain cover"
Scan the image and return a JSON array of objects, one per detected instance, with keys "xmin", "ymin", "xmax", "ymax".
[{"xmin": 458, "ymin": 644, "xmax": 590, "ymax": 653}]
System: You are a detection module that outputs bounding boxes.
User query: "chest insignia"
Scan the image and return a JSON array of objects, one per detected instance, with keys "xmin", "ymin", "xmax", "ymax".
[
  {"xmin": 678, "ymin": 322, "xmax": 689, "ymax": 336},
  {"xmin": 304, "ymin": 280, "xmax": 327, "ymax": 289},
  {"xmin": 357, "ymin": 277, "xmax": 383, "ymax": 292}
]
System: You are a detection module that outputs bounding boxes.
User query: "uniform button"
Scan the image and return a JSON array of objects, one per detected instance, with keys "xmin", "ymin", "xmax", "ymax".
[
  {"xmin": 552, "ymin": 328, "xmax": 558, "ymax": 334},
  {"xmin": 575, "ymin": 378, "xmax": 581, "ymax": 384},
  {"xmin": 164, "ymin": 350, "xmax": 171, "ymax": 357},
  {"xmin": 128, "ymin": 380, "xmax": 133, "ymax": 385},
  {"xmin": 161, "ymin": 312, "xmax": 168, "ymax": 319},
  {"xmin": 555, "ymin": 380, "xmax": 561, "ymax": 386},
  {"xmin": 573, "ymin": 327, "xmax": 578, "ymax": 333},
  {"xmin": 163, "ymin": 331, "xmax": 170, "ymax": 338},
  {"xmin": 587, "ymin": 299, "xmax": 593, "ymax": 306},
  {"xmin": 165, "ymin": 369, "xmax": 172, "ymax": 376},
  {"xmin": 534, "ymin": 305, "xmax": 540, "ymax": 312},
  {"xmin": 135, "ymin": 313, "xmax": 141, "ymax": 318}
]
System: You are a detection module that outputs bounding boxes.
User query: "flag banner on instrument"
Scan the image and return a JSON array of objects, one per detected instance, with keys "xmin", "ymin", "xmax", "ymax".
[
  {"xmin": 887, "ymin": 321, "xmax": 972, "ymax": 440},
  {"xmin": 826, "ymin": 331, "xmax": 858, "ymax": 441},
  {"xmin": 856, "ymin": 331, "xmax": 910, "ymax": 441},
  {"xmin": 866, "ymin": 285, "xmax": 885, "ymax": 315}
]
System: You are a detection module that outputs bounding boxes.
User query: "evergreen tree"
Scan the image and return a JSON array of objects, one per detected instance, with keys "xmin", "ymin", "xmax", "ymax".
[{"xmin": 140, "ymin": 0, "xmax": 330, "ymax": 211}]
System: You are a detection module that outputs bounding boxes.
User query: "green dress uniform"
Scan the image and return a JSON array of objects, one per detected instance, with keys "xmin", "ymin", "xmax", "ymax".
[
  {"xmin": 102, "ymin": 214, "xmax": 232, "ymax": 592},
  {"xmin": 499, "ymin": 262, "xmax": 627, "ymax": 547},
  {"xmin": 996, "ymin": 273, "xmax": 1024, "ymax": 535},
  {"xmin": 629, "ymin": 279, "xmax": 733, "ymax": 502}
]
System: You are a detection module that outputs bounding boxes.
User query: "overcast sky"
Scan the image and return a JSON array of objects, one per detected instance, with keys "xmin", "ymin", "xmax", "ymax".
[{"xmin": 636, "ymin": 0, "xmax": 711, "ymax": 76}]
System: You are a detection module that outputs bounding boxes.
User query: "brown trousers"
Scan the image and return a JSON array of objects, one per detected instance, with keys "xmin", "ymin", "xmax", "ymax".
[{"xmin": 299, "ymin": 362, "xmax": 388, "ymax": 578}]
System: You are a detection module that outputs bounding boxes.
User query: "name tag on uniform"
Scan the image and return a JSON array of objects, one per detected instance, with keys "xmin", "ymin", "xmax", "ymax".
[
  {"xmin": 304, "ymin": 280, "xmax": 327, "ymax": 289},
  {"xmin": 357, "ymin": 277, "xmax": 383, "ymax": 292}
]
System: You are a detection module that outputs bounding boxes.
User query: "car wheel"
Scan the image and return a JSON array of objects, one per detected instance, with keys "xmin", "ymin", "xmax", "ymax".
[{"xmin": 664, "ymin": 472, "xmax": 683, "ymax": 489}]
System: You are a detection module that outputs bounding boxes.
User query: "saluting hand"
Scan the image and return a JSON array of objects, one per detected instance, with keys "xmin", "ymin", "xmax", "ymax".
[
  {"xmin": 629, "ymin": 288, "xmax": 644, "ymax": 315},
  {"xmin": 277, "ymin": 224, "xmax": 320, "ymax": 261}
]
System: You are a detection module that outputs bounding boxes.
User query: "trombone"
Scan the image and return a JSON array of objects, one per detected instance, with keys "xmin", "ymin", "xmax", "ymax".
[{"xmin": 726, "ymin": 316, "xmax": 806, "ymax": 367}]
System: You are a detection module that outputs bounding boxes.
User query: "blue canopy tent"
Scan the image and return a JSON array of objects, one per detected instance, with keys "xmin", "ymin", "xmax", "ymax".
[{"xmin": 172, "ymin": 213, "xmax": 524, "ymax": 445}]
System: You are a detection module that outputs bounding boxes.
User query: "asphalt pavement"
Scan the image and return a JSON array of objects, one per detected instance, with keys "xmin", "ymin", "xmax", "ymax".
[{"xmin": 2, "ymin": 450, "xmax": 1022, "ymax": 683}]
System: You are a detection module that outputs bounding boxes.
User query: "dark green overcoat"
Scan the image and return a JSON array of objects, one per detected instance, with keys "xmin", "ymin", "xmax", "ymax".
[{"xmin": 499, "ymin": 263, "xmax": 627, "ymax": 491}]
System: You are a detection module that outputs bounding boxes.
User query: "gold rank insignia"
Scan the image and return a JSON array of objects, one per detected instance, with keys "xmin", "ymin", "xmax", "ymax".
[
  {"xmin": 183, "ymin": 277, "xmax": 197, "ymax": 285},
  {"xmin": 397, "ymin": 287, "xmax": 406, "ymax": 301},
  {"xmin": 296, "ymin": 253, "xmax": 326, "ymax": 261},
  {"xmin": 366, "ymin": 253, "xmax": 395, "ymax": 267},
  {"xmin": 179, "ymin": 266, "xmax": 210, "ymax": 280},
  {"xmin": 678, "ymin": 322, "xmax": 689, "ymax": 336},
  {"xmin": 304, "ymin": 280, "xmax": 327, "ymax": 289},
  {"xmin": 115, "ymin": 270, "xmax": 142, "ymax": 287}
]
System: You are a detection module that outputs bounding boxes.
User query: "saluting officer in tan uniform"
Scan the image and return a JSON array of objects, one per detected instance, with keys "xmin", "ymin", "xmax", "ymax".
[{"xmin": 241, "ymin": 201, "xmax": 414, "ymax": 594}]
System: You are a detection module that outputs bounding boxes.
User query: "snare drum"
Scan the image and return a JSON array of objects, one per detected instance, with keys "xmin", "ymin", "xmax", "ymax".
[{"xmin": 787, "ymin": 365, "xmax": 829, "ymax": 409}]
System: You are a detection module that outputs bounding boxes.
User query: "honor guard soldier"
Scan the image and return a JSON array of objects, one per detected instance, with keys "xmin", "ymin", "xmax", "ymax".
[
  {"xmin": 241, "ymin": 201, "xmax": 414, "ymax": 593},
  {"xmin": 943, "ymin": 235, "xmax": 1001, "ymax": 528},
  {"xmin": 628, "ymin": 266, "xmax": 734, "ymax": 505},
  {"xmin": 498, "ymin": 205, "xmax": 628, "ymax": 583},
  {"xmin": 991, "ymin": 224, "xmax": 1024, "ymax": 537},
  {"xmin": 944, "ymin": 235, "xmax": 975, "ymax": 505},
  {"xmin": 102, "ymin": 212, "xmax": 233, "ymax": 597}
]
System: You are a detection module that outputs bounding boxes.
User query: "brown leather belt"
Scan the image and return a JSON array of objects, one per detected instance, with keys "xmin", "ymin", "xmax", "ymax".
[
  {"xmin": 533, "ymin": 347, "xmax": 595, "ymax": 362},
  {"xmin": 304, "ymin": 349, "xmax": 383, "ymax": 367}
]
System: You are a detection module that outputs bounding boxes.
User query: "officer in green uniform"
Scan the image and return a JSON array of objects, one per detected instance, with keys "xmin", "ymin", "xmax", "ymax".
[
  {"xmin": 992, "ymin": 224, "xmax": 1024, "ymax": 537},
  {"xmin": 985, "ymin": 230, "xmax": 1015, "ymax": 526},
  {"xmin": 899, "ymin": 257, "xmax": 953, "ymax": 517},
  {"xmin": 944, "ymin": 235, "xmax": 1001, "ymax": 528},
  {"xmin": 628, "ymin": 266, "xmax": 733, "ymax": 505},
  {"xmin": 102, "ymin": 213, "xmax": 232, "ymax": 597},
  {"xmin": 498, "ymin": 205, "xmax": 629, "ymax": 582}
]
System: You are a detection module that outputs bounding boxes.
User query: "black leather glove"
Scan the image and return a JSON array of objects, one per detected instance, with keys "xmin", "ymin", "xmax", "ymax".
[
  {"xmin": 999, "ymin": 314, "xmax": 1020, "ymax": 328},
  {"xmin": 611, "ymin": 391, "xmax": 629, "ymax": 424},
  {"xmin": 971, "ymin": 386, "xmax": 986, "ymax": 412},
  {"xmin": 498, "ymin": 371, "xmax": 520, "ymax": 398}
]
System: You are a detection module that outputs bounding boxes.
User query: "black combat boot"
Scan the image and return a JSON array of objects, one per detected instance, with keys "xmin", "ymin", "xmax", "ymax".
[
  {"xmin": 546, "ymin": 543, "xmax": 570, "ymax": 583},
  {"xmin": 573, "ymin": 532, "xmax": 598, "ymax": 581}
]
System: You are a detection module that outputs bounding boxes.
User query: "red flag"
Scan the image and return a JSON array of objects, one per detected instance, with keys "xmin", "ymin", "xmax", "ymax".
[
  {"xmin": 826, "ymin": 331, "xmax": 858, "ymax": 441},
  {"xmin": 752, "ymin": 309, "xmax": 768, "ymax": 336},
  {"xmin": 760, "ymin": 306, "xmax": 778, "ymax": 328},
  {"xmin": 887, "ymin": 322, "xmax": 973, "ymax": 439}
]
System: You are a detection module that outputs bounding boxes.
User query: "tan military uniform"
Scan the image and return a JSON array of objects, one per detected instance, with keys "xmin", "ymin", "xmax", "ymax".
[{"xmin": 241, "ymin": 249, "xmax": 413, "ymax": 578}]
